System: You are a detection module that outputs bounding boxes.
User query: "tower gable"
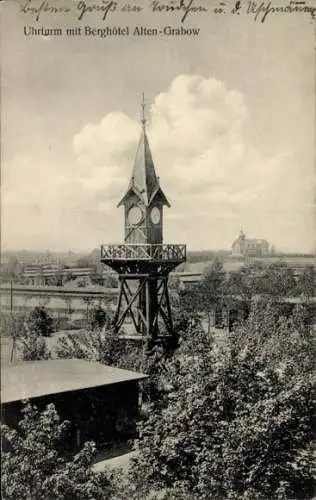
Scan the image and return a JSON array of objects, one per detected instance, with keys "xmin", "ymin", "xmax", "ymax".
[
  {"xmin": 148, "ymin": 185, "xmax": 170, "ymax": 208},
  {"xmin": 118, "ymin": 127, "xmax": 170, "ymax": 209}
]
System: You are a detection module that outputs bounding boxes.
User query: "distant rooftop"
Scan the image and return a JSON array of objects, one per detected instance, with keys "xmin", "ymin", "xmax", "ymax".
[{"xmin": 1, "ymin": 359, "xmax": 146, "ymax": 404}]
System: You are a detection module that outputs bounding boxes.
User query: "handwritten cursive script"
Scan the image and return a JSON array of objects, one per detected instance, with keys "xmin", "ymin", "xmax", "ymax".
[
  {"xmin": 19, "ymin": 0, "xmax": 208, "ymax": 23},
  {"xmin": 20, "ymin": 0, "xmax": 71, "ymax": 21},
  {"xmin": 151, "ymin": 0, "xmax": 208, "ymax": 23},
  {"xmin": 18, "ymin": 0, "xmax": 316, "ymax": 23},
  {"xmin": 77, "ymin": 1, "xmax": 118, "ymax": 21},
  {"xmin": 245, "ymin": 0, "xmax": 316, "ymax": 22}
]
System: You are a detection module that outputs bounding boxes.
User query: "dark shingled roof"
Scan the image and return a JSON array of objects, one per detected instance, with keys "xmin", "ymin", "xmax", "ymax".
[
  {"xmin": 118, "ymin": 126, "xmax": 170, "ymax": 208},
  {"xmin": 1, "ymin": 359, "xmax": 146, "ymax": 404}
]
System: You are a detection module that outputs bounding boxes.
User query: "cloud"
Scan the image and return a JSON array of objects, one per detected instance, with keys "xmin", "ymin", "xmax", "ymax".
[
  {"xmin": 71, "ymin": 74, "xmax": 289, "ymax": 216},
  {"xmin": 2, "ymin": 74, "xmax": 314, "ymax": 252}
]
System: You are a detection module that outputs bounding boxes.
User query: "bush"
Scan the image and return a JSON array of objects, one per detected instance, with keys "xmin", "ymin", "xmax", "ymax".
[
  {"xmin": 26, "ymin": 306, "xmax": 54, "ymax": 337},
  {"xmin": 130, "ymin": 303, "xmax": 316, "ymax": 499},
  {"xmin": 13, "ymin": 306, "xmax": 54, "ymax": 361},
  {"xmin": 56, "ymin": 328, "xmax": 143, "ymax": 372},
  {"xmin": 16, "ymin": 331, "xmax": 51, "ymax": 361},
  {"xmin": 1, "ymin": 403, "xmax": 120, "ymax": 500}
]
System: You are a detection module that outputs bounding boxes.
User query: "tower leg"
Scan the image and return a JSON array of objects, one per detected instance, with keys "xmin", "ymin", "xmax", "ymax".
[
  {"xmin": 113, "ymin": 279, "xmax": 124, "ymax": 329},
  {"xmin": 148, "ymin": 277, "xmax": 158, "ymax": 341},
  {"xmin": 157, "ymin": 277, "xmax": 174, "ymax": 337},
  {"xmin": 112, "ymin": 274, "xmax": 177, "ymax": 350},
  {"xmin": 114, "ymin": 278, "xmax": 142, "ymax": 334}
]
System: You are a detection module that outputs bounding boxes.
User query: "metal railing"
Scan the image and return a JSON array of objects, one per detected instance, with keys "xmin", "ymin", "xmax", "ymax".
[{"xmin": 101, "ymin": 243, "xmax": 186, "ymax": 262}]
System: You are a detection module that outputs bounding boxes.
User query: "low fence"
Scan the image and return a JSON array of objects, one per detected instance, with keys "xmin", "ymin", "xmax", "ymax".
[{"xmin": 0, "ymin": 284, "xmax": 118, "ymax": 314}]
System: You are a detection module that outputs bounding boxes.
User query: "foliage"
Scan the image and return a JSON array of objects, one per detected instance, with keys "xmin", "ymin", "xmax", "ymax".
[
  {"xmin": 232, "ymin": 300, "xmax": 315, "ymax": 375},
  {"xmin": 225, "ymin": 263, "xmax": 262, "ymax": 300},
  {"xmin": 45, "ymin": 268, "xmax": 64, "ymax": 286},
  {"xmin": 201, "ymin": 259, "xmax": 226, "ymax": 330},
  {"xmin": 225, "ymin": 262, "xmax": 299, "ymax": 300},
  {"xmin": 86, "ymin": 305, "xmax": 109, "ymax": 331},
  {"xmin": 56, "ymin": 326, "xmax": 143, "ymax": 372},
  {"xmin": 62, "ymin": 270, "xmax": 75, "ymax": 284},
  {"xmin": 0, "ymin": 257, "xmax": 24, "ymax": 284},
  {"xmin": 26, "ymin": 306, "xmax": 54, "ymax": 337},
  {"xmin": 77, "ymin": 276, "xmax": 91, "ymax": 288},
  {"xmin": 1, "ymin": 402, "xmax": 121, "ymax": 500},
  {"xmin": 130, "ymin": 302, "xmax": 316, "ymax": 499},
  {"xmin": 103, "ymin": 274, "xmax": 119, "ymax": 288},
  {"xmin": 0, "ymin": 312, "xmax": 27, "ymax": 338},
  {"xmin": 16, "ymin": 329, "xmax": 51, "ymax": 361},
  {"xmin": 90, "ymin": 270, "xmax": 105, "ymax": 286},
  {"xmin": 296, "ymin": 265, "xmax": 315, "ymax": 298},
  {"xmin": 75, "ymin": 257, "xmax": 92, "ymax": 268},
  {"xmin": 56, "ymin": 304, "xmax": 145, "ymax": 373},
  {"xmin": 179, "ymin": 259, "xmax": 226, "ymax": 329},
  {"xmin": 11, "ymin": 307, "xmax": 53, "ymax": 361},
  {"xmin": 186, "ymin": 249, "xmax": 231, "ymax": 263},
  {"xmin": 203, "ymin": 258, "xmax": 226, "ymax": 297},
  {"xmin": 259, "ymin": 263, "xmax": 297, "ymax": 297}
]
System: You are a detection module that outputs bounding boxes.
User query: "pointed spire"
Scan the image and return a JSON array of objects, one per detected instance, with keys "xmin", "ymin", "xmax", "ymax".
[
  {"xmin": 141, "ymin": 92, "xmax": 146, "ymax": 130},
  {"xmin": 118, "ymin": 95, "xmax": 170, "ymax": 208}
]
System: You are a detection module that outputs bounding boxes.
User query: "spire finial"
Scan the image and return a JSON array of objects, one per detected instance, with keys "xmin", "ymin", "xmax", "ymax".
[{"xmin": 141, "ymin": 92, "xmax": 146, "ymax": 129}]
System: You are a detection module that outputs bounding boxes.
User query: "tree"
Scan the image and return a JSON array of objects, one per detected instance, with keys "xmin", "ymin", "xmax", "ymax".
[
  {"xmin": 225, "ymin": 262, "xmax": 298, "ymax": 300},
  {"xmin": 87, "ymin": 305, "xmax": 108, "ymax": 331},
  {"xmin": 56, "ymin": 327, "xmax": 143, "ymax": 372},
  {"xmin": 130, "ymin": 302, "xmax": 315, "ymax": 499},
  {"xmin": 62, "ymin": 270, "xmax": 74, "ymax": 285},
  {"xmin": 199, "ymin": 258, "xmax": 226, "ymax": 332},
  {"xmin": 0, "ymin": 310, "xmax": 51, "ymax": 362},
  {"xmin": 13, "ymin": 306, "xmax": 53, "ymax": 361},
  {"xmin": 102, "ymin": 274, "xmax": 118, "ymax": 288},
  {"xmin": 46, "ymin": 268, "xmax": 64, "ymax": 287},
  {"xmin": 77, "ymin": 277, "xmax": 91, "ymax": 288},
  {"xmin": 260, "ymin": 262, "xmax": 296, "ymax": 297},
  {"xmin": 232, "ymin": 299, "xmax": 315, "ymax": 376},
  {"xmin": 75, "ymin": 257, "xmax": 92, "ymax": 268},
  {"xmin": 296, "ymin": 265, "xmax": 315, "ymax": 298},
  {"xmin": 0, "ymin": 312, "xmax": 27, "ymax": 339},
  {"xmin": 0, "ymin": 312, "xmax": 28, "ymax": 363},
  {"xmin": 26, "ymin": 306, "xmax": 54, "ymax": 337},
  {"xmin": 178, "ymin": 260, "xmax": 226, "ymax": 333},
  {"xmin": 0, "ymin": 257, "xmax": 24, "ymax": 284},
  {"xmin": 1, "ymin": 403, "xmax": 121, "ymax": 500},
  {"xmin": 225, "ymin": 262, "xmax": 265, "ymax": 301},
  {"xmin": 56, "ymin": 304, "xmax": 144, "ymax": 371}
]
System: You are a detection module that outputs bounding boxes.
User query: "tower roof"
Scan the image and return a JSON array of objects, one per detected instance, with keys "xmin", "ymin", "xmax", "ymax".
[{"xmin": 118, "ymin": 99, "xmax": 170, "ymax": 208}]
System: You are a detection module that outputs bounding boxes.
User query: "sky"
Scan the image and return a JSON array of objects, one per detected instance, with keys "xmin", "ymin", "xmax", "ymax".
[{"xmin": 1, "ymin": 0, "xmax": 315, "ymax": 253}]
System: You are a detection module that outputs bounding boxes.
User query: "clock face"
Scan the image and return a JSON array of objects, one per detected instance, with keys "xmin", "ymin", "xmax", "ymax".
[
  {"xmin": 150, "ymin": 207, "xmax": 161, "ymax": 224},
  {"xmin": 128, "ymin": 206, "xmax": 143, "ymax": 225}
]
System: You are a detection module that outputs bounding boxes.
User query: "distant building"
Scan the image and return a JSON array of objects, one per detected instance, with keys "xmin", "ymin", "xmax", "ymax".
[
  {"xmin": 1, "ymin": 360, "xmax": 146, "ymax": 451},
  {"xmin": 21, "ymin": 265, "xmax": 117, "ymax": 286},
  {"xmin": 231, "ymin": 231, "xmax": 269, "ymax": 257},
  {"xmin": 22, "ymin": 264, "xmax": 62, "ymax": 285}
]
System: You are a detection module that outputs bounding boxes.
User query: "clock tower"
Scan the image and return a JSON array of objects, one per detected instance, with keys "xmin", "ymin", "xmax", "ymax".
[
  {"xmin": 117, "ymin": 98, "xmax": 169, "ymax": 247},
  {"xmin": 101, "ymin": 95, "xmax": 186, "ymax": 350}
]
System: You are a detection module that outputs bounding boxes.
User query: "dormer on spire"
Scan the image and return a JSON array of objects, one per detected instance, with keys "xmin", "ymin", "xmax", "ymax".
[{"xmin": 118, "ymin": 96, "xmax": 170, "ymax": 208}]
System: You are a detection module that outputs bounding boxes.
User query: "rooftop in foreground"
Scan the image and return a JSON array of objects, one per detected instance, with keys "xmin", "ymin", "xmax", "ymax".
[{"xmin": 1, "ymin": 359, "xmax": 146, "ymax": 404}]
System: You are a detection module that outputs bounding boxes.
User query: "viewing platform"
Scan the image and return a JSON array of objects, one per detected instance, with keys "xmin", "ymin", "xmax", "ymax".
[{"xmin": 101, "ymin": 243, "xmax": 187, "ymax": 263}]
